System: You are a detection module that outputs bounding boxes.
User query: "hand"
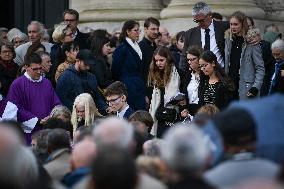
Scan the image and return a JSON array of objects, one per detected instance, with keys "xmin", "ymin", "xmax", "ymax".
[
  {"xmin": 40, "ymin": 116, "xmax": 50, "ymax": 125},
  {"xmin": 247, "ymin": 35, "xmax": 260, "ymax": 45},
  {"xmin": 281, "ymin": 70, "xmax": 284, "ymax": 77},
  {"xmin": 180, "ymin": 109, "xmax": 189, "ymax": 118},
  {"xmin": 145, "ymin": 96, "xmax": 150, "ymax": 110},
  {"xmin": 178, "ymin": 99, "xmax": 187, "ymax": 106}
]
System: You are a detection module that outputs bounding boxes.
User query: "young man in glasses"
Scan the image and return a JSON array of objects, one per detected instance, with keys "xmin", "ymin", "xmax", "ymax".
[
  {"xmin": 104, "ymin": 81, "xmax": 135, "ymax": 120},
  {"xmin": 179, "ymin": 2, "xmax": 229, "ymax": 72},
  {"xmin": 6, "ymin": 53, "xmax": 61, "ymax": 144}
]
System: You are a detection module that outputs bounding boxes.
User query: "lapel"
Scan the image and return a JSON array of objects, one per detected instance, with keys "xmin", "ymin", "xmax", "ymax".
[
  {"xmin": 124, "ymin": 40, "xmax": 143, "ymax": 64},
  {"xmin": 196, "ymin": 27, "xmax": 202, "ymax": 47},
  {"xmin": 213, "ymin": 21, "xmax": 222, "ymax": 49}
]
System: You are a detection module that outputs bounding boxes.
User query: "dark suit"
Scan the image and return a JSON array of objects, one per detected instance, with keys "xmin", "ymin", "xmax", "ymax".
[
  {"xmin": 74, "ymin": 29, "xmax": 90, "ymax": 50},
  {"xmin": 179, "ymin": 20, "xmax": 229, "ymax": 71},
  {"xmin": 123, "ymin": 106, "xmax": 135, "ymax": 120}
]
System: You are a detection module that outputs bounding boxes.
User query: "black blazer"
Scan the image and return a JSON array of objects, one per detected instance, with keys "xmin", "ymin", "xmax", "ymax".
[
  {"xmin": 74, "ymin": 29, "xmax": 90, "ymax": 50},
  {"xmin": 179, "ymin": 20, "xmax": 229, "ymax": 71},
  {"xmin": 123, "ymin": 106, "xmax": 135, "ymax": 120},
  {"xmin": 180, "ymin": 69, "xmax": 207, "ymax": 115}
]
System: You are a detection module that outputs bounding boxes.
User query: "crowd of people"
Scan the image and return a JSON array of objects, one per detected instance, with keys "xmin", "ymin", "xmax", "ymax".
[{"xmin": 0, "ymin": 1, "xmax": 284, "ymax": 189}]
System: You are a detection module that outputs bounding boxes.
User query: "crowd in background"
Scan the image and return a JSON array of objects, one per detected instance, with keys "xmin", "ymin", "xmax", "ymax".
[{"xmin": 0, "ymin": 1, "xmax": 284, "ymax": 189}]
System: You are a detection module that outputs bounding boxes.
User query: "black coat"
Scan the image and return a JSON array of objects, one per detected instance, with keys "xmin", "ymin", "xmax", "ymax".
[{"xmin": 180, "ymin": 20, "xmax": 230, "ymax": 71}]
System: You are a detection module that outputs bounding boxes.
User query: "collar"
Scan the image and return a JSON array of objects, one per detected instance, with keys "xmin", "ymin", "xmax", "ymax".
[
  {"xmin": 143, "ymin": 37, "xmax": 156, "ymax": 47},
  {"xmin": 73, "ymin": 30, "xmax": 78, "ymax": 40},
  {"xmin": 201, "ymin": 21, "xmax": 214, "ymax": 34},
  {"xmin": 24, "ymin": 72, "xmax": 43, "ymax": 82},
  {"xmin": 232, "ymin": 152, "xmax": 255, "ymax": 161},
  {"xmin": 46, "ymin": 148, "xmax": 69, "ymax": 162},
  {"xmin": 126, "ymin": 37, "xmax": 138, "ymax": 44},
  {"xmin": 117, "ymin": 105, "xmax": 129, "ymax": 118}
]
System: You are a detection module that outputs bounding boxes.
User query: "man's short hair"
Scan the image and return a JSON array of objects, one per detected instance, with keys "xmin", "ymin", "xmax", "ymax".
[
  {"xmin": 104, "ymin": 81, "xmax": 128, "ymax": 98},
  {"xmin": 25, "ymin": 53, "xmax": 42, "ymax": 66},
  {"xmin": 63, "ymin": 9, "xmax": 79, "ymax": 21},
  {"xmin": 192, "ymin": 2, "xmax": 212, "ymax": 16},
  {"xmin": 46, "ymin": 128, "xmax": 70, "ymax": 152},
  {"xmin": 271, "ymin": 39, "xmax": 284, "ymax": 52},
  {"xmin": 144, "ymin": 17, "xmax": 160, "ymax": 28},
  {"xmin": 129, "ymin": 110, "xmax": 154, "ymax": 130}
]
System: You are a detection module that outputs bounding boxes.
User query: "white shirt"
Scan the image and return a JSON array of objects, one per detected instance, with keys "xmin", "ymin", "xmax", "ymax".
[
  {"xmin": 117, "ymin": 105, "xmax": 129, "ymax": 118},
  {"xmin": 201, "ymin": 22, "xmax": 224, "ymax": 67},
  {"xmin": 187, "ymin": 72, "xmax": 199, "ymax": 104},
  {"xmin": 126, "ymin": 37, "xmax": 143, "ymax": 60}
]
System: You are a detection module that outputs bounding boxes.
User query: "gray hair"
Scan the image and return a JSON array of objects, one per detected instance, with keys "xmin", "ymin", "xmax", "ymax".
[
  {"xmin": 27, "ymin": 21, "xmax": 45, "ymax": 37},
  {"xmin": 143, "ymin": 139, "xmax": 164, "ymax": 157},
  {"xmin": 192, "ymin": 2, "xmax": 212, "ymax": 16},
  {"xmin": 49, "ymin": 105, "xmax": 71, "ymax": 118},
  {"xmin": 7, "ymin": 28, "xmax": 28, "ymax": 43},
  {"xmin": 271, "ymin": 39, "xmax": 284, "ymax": 52},
  {"xmin": 92, "ymin": 116, "xmax": 134, "ymax": 149},
  {"xmin": 161, "ymin": 124, "xmax": 210, "ymax": 176},
  {"xmin": 0, "ymin": 145, "xmax": 39, "ymax": 188}
]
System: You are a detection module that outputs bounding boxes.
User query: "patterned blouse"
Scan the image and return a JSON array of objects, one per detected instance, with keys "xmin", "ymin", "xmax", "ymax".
[{"xmin": 203, "ymin": 81, "xmax": 221, "ymax": 105}]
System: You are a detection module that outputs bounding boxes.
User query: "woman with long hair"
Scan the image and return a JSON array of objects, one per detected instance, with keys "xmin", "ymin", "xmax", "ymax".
[
  {"xmin": 89, "ymin": 30, "xmax": 113, "ymax": 90},
  {"xmin": 148, "ymin": 46, "xmax": 181, "ymax": 137},
  {"xmin": 225, "ymin": 11, "xmax": 264, "ymax": 99},
  {"xmin": 199, "ymin": 50, "xmax": 234, "ymax": 109},
  {"xmin": 71, "ymin": 93, "xmax": 102, "ymax": 135},
  {"xmin": 54, "ymin": 41, "xmax": 79, "ymax": 82},
  {"xmin": 112, "ymin": 20, "xmax": 146, "ymax": 111}
]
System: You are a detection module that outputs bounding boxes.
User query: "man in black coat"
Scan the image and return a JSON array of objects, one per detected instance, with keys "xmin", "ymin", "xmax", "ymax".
[
  {"xmin": 179, "ymin": 2, "xmax": 229, "ymax": 71},
  {"xmin": 63, "ymin": 9, "xmax": 90, "ymax": 50},
  {"xmin": 139, "ymin": 17, "xmax": 160, "ymax": 83}
]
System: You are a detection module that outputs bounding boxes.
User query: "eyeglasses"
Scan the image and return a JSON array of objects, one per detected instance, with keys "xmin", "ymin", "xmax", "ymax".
[
  {"xmin": 194, "ymin": 15, "xmax": 208, "ymax": 23},
  {"xmin": 65, "ymin": 33, "xmax": 74, "ymax": 37},
  {"xmin": 199, "ymin": 64, "xmax": 209, "ymax": 69},
  {"xmin": 106, "ymin": 96, "xmax": 121, "ymax": 104},
  {"xmin": 64, "ymin": 19, "xmax": 77, "ymax": 22},
  {"xmin": 30, "ymin": 67, "xmax": 42, "ymax": 71},
  {"xmin": 1, "ymin": 50, "xmax": 13, "ymax": 54},
  {"xmin": 187, "ymin": 57, "xmax": 198, "ymax": 62}
]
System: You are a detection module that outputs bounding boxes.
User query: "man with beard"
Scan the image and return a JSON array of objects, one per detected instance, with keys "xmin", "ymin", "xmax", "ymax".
[
  {"xmin": 139, "ymin": 17, "xmax": 160, "ymax": 83},
  {"xmin": 56, "ymin": 49, "xmax": 107, "ymax": 114}
]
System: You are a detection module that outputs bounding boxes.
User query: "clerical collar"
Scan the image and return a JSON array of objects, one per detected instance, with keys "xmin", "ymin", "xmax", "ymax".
[{"xmin": 24, "ymin": 72, "xmax": 43, "ymax": 83}]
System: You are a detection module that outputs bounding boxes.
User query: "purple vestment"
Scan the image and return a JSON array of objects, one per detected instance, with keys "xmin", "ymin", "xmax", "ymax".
[{"xmin": 7, "ymin": 75, "xmax": 61, "ymax": 144}]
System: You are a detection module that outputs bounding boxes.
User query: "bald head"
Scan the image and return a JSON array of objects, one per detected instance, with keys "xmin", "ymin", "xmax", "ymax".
[
  {"xmin": 0, "ymin": 126, "xmax": 23, "ymax": 152},
  {"xmin": 71, "ymin": 139, "xmax": 97, "ymax": 170}
]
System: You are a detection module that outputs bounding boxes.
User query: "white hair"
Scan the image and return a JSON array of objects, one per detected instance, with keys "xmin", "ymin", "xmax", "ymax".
[
  {"xmin": 27, "ymin": 21, "xmax": 45, "ymax": 37},
  {"xmin": 71, "ymin": 93, "xmax": 102, "ymax": 134},
  {"xmin": 161, "ymin": 123, "xmax": 211, "ymax": 175},
  {"xmin": 271, "ymin": 39, "xmax": 284, "ymax": 52},
  {"xmin": 192, "ymin": 2, "xmax": 212, "ymax": 16},
  {"xmin": 92, "ymin": 116, "xmax": 134, "ymax": 149}
]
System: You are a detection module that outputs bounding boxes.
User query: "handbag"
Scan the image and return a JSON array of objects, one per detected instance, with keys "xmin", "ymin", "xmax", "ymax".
[{"xmin": 155, "ymin": 87, "xmax": 177, "ymax": 122}]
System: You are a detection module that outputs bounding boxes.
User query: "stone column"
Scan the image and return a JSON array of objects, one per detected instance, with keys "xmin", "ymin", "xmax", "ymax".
[
  {"xmin": 71, "ymin": 0, "xmax": 163, "ymax": 22},
  {"xmin": 255, "ymin": 0, "xmax": 284, "ymax": 21},
  {"xmin": 161, "ymin": 0, "xmax": 266, "ymax": 19}
]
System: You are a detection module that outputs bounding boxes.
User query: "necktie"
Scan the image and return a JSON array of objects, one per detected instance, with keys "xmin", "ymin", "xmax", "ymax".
[{"xmin": 204, "ymin": 28, "xmax": 210, "ymax": 51}]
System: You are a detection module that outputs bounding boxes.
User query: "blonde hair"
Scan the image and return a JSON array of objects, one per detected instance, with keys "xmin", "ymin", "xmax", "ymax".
[
  {"xmin": 197, "ymin": 104, "xmax": 220, "ymax": 116},
  {"xmin": 71, "ymin": 93, "xmax": 102, "ymax": 134},
  {"xmin": 52, "ymin": 23, "xmax": 69, "ymax": 43}
]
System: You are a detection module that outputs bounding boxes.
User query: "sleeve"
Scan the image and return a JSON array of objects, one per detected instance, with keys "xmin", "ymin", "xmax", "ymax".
[
  {"xmin": 252, "ymin": 44, "xmax": 265, "ymax": 90},
  {"xmin": 111, "ymin": 45, "xmax": 126, "ymax": 80},
  {"xmin": 91, "ymin": 59, "xmax": 109, "ymax": 89},
  {"xmin": 56, "ymin": 73, "xmax": 73, "ymax": 110},
  {"xmin": 7, "ymin": 81, "xmax": 38, "ymax": 133},
  {"xmin": 14, "ymin": 47, "xmax": 24, "ymax": 65},
  {"xmin": 89, "ymin": 75, "xmax": 108, "ymax": 115},
  {"xmin": 179, "ymin": 31, "xmax": 190, "ymax": 72}
]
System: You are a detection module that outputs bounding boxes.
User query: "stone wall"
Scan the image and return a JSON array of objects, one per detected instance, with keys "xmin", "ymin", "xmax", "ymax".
[{"xmin": 71, "ymin": 0, "xmax": 284, "ymax": 36}]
